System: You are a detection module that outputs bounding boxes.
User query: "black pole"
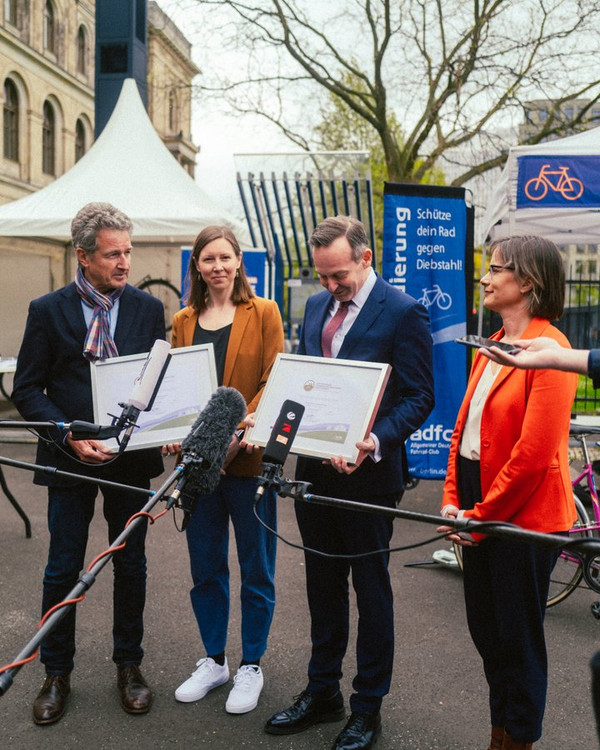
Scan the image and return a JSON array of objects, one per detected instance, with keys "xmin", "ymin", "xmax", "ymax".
[
  {"xmin": 0, "ymin": 455, "xmax": 152, "ymax": 497},
  {"xmin": 268, "ymin": 476, "xmax": 600, "ymax": 559},
  {"xmin": 0, "ymin": 465, "xmax": 182, "ymax": 696}
]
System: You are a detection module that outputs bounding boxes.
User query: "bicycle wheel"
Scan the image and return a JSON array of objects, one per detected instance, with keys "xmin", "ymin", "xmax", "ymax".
[
  {"xmin": 436, "ymin": 292, "xmax": 452, "ymax": 310},
  {"xmin": 524, "ymin": 177, "xmax": 548, "ymax": 201},
  {"xmin": 561, "ymin": 177, "xmax": 584, "ymax": 201},
  {"xmin": 453, "ymin": 494, "xmax": 591, "ymax": 608},
  {"xmin": 137, "ymin": 278, "xmax": 181, "ymax": 334},
  {"xmin": 547, "ymin": 494, "xmax": 591, "ymax": 608},
  {"xmin": 452, "ymin": 539, "xmax": 464, "ymax": 571}
]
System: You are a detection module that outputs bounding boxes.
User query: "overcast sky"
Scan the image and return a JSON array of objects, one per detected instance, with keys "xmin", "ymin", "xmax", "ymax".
[{"xmin": 156, "ymin": 0, "xmax": 293, "ymax": 221}]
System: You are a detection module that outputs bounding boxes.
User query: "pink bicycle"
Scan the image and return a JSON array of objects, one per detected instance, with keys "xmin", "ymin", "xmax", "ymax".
[
  {"xmin": 547, "ymin": 423, "xmax": 600, "ymax": 607},
  {"xmin": 453, "ymin": 422, "xmax": 600, "ymax": 608}
]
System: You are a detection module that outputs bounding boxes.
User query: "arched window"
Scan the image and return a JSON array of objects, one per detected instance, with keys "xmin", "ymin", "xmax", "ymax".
[
  {"xmin": 5, "ymin": 0, "xmax": 18, "ymax": 26},
  {"xmin": 168, "ymin": 88, "xmax": 179, "ymax": 133},
  {"xmin": 3, "ymin": 78, "xmax": 19, "ymax": 161},
  {"xmin": 77, "ymin": 26, "xmax": 87, "ymax": 75},
  {"xmin": 75, "ymin": 118, "xmax": 86, "ymax": 162},
  {"xmin": 42, "ymin": 100, "xmax": 55, "ymax": 175},
  {"xmin": 43, "ymin": 1, "xmax": 55, "ymax": 54}
]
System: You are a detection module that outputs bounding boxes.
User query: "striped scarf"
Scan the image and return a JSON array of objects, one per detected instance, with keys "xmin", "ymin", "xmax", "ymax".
[{"xmin": 75, "ymin": 267, "xmax": 124, "ymax": 361}]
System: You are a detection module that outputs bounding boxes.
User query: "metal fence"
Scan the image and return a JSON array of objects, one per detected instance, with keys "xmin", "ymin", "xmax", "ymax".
[
  {"xmin": 236, "ymin": 152, "xmax": 376, "ymax": 347},
  {"xmin": 235, "ymin": 155, "xmax": 600, "ymax": 412}
]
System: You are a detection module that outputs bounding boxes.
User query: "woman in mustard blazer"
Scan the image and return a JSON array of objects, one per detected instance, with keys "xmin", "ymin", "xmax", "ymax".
[
  {"xmin": 439, "ymin": 236, "xmax": 577, "ymax": 750},
  {"xmin": 170, "ymin": 226, "xmax": 284, "ymax": 715}
]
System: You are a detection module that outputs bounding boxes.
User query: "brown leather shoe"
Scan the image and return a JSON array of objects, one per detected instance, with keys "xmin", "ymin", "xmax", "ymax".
[
  {"xmin": 501, "ymin": 731, "xmax": 533, "ymax": 750},
  {"xmin": 32, "ymin": 674, "xmax": 71, "ymax": 725},
  {"xmin": 488, "ymin": 726, "xmax": 505, "ymax": 750},
  {"xmin": 117, "ymin": 665, "xmax": 152, "ymax": 714}
]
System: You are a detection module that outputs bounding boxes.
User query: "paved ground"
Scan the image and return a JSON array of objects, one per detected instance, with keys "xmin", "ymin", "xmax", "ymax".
[{"xmin": 0, "ymin": 436, "xmax": 599, "ymax": 749}]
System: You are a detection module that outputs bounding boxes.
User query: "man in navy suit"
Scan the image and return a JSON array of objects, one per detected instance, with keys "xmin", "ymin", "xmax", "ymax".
[
  {"xmin": 265, "ymin": 216, "xmax": 434, "ymax": 749},
  {"xmin": 12, "ymin": 203, "xmax": 165, "ymax": 725}
]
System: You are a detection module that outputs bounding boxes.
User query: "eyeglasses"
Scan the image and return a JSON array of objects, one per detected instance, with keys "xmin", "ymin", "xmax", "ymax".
[{"xmin": 487, "ymin": 263, "xmax": 515, "ymax": 277}]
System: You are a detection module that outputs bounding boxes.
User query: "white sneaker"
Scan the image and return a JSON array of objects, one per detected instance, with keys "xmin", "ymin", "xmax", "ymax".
[
  {"xmin": 225, "ymin": 665, "xmax": 264, "ymax": 714},
  {"xmin": 175, "ymin": 657, "xmax": 229, "ymax": 703}
]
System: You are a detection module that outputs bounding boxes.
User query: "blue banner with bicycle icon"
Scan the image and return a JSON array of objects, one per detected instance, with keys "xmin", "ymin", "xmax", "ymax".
[
  {"xmin": 382, "ymin": 184, "xmax": 471, "ymax": 480},
  {"xmin": 517, "ymin": 155, "xmax": 600, "ymax": 209}
]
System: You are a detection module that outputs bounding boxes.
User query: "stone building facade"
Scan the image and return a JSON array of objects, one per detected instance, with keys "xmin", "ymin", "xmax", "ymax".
[
  {"xmin": 0, "ymin": 0, "xmax": 198, "ymax": 204},
  {"xmin": 0, "ymin": 1, "xmax": 199, "ymax": 359}
]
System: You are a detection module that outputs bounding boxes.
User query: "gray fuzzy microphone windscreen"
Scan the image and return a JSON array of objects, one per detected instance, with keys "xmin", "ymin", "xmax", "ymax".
[{"xmin": 180, "ymin": 386, "xmax": 247, "ymax": 494}]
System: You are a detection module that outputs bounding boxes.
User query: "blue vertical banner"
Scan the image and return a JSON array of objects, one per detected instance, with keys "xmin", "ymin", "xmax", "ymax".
[{"xmin": 382, "ymin": 184, "xmax": 473, "ymax": 479}]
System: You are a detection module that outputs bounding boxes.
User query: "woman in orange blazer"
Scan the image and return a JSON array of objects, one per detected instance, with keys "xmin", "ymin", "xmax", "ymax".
[
  {"xmin": 169, "ymin": 226, "xmax": 284, "ymax": 715},
  {"xmin": 439, "ymin": 236, "xmax": 577, "ymax": 750}
]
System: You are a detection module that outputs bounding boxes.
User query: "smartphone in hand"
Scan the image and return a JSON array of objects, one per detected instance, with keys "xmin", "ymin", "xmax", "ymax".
[{"xmin": 455, "ymin": 335, "xmax": 521, "ymax": 355}]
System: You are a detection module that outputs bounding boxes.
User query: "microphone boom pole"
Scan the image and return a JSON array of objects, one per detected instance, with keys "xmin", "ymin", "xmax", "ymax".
[
  {"xmin": 0, "ymin": 464, "xmax": 183, "ymax": 697},
  {"xmin": 0, "ymin": 454, "xmax": 153, "ymax": 497},
  {"xmin": 271, "ymin": 481, "xmax": 600, "ymax": 583}
]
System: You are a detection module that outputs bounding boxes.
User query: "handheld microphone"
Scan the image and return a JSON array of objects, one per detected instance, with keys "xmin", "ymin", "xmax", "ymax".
[
  {"xmin": 69, "ymin": 339, "xmax": 171, "ymax": 448},
  {"xmin": 255, "ymin": 399, "xmax": 305, "ymax": 501},
  {"xmin": 167, "ymin": 387, "xmax": 247, "ymax": 528},
  {"xmin": 117, "ymin": 339, "xmax": 172, "ymax": 451}
]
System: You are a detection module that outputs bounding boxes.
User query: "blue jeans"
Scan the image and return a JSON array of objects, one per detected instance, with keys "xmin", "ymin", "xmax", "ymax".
[
  {"xmin": 184, "ymin": 475, "xmax": 277, "ymax": 663},
  {"xmin": 41, "ymin": 481, "xmax": 149, "ymax": 675}
]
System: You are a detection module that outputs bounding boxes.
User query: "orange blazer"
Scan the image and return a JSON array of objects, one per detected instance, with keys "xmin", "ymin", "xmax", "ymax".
[
  {"xmin": 442, "ymin": 317, "xmax": 577, "ymax": 533},
  {"xmin": 171, "ymin": 296, "xmax": 284, "ymax": 477}
]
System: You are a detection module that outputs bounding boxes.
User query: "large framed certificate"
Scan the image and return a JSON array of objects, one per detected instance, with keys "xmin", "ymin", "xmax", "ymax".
[
  {"xmin": 91, "ymin": 344, "xmax": 218, "ymax": 452},
  {"xmin": 246, "ymin": 353, "xmax": 391, "ymax": 463}
]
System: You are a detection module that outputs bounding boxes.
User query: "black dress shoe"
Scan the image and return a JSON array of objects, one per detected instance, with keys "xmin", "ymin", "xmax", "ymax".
[
  {"xmin": 32, "ymin": 674, "xmax": 71, "ymax": 725},
  {"xmin": 332, "ymin": 712, "xmax": 382, "ymax": 749},
  {"xmin": 117, "ymin": 665, "xmax": 152, "ymax": 714},
  {"xmin": 264, "ymin": 689, "xmax": 345, "ymax": 735}
]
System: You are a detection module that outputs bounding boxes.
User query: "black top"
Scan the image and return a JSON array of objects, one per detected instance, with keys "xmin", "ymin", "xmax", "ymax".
[{"xmin": 193, "ymin": 323, "xmax": 232, "ymax": 386}]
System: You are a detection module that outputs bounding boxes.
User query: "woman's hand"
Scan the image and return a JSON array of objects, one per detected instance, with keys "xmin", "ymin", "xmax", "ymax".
[
  {"xmin": 436, "ymin": 505, "xmax": 478, "ymax": 546},
  {"xmin": 161, "ymin": 443, "xmax": 181, "ymax": 457},
  {"xmin": 480, "ymin": 337, "xmax": 560, "ymax": 368},
  {"xmin": 239, "ymin": 413, "xmax": 262, "ymax": 454},
  {"xmin": 481, "ymin": 337, "xmax": 590, "ymax": 376}
]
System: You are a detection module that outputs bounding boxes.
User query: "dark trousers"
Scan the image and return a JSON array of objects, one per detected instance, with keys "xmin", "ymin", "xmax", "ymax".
[
  {"xmin": 294, "ymin": 492, "xmax": 399, "ymax": 715},
  {"xmin": 41, "ymin": 481, "xmax": 149, "ymax": 675},
  {"xmin": 459, "ymin": 456, "xmax": 559, "ymax": 743}
]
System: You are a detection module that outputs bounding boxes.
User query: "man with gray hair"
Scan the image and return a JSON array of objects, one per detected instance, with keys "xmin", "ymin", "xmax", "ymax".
[{"xmin": 12, "ymin": 202, "xmax": 165, "ymax": 725}]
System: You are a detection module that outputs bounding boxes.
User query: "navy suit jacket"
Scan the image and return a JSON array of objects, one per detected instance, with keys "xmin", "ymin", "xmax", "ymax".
[
  {"xmin": 12, "ymin": 282, "xmax": 165, "ymax": 486},
  {"xmin": 296, "ymin": 275, "xmax": 434, "ymax": 499}
]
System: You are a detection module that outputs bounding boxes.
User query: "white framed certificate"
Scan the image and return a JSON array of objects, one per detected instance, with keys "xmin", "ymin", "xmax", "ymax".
[
  {"xmin": 246, "ymin": 353, "xmax": 391, "ymax": 463},
  {"xmin": 91, "ymin": 344, "xmax": 218, "ymax": 451}
]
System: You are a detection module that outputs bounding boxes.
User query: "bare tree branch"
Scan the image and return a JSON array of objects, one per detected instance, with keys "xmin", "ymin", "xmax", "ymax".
[{"xmin": 177, "ymin": 0, "xmax": 600, "ymax": 184}]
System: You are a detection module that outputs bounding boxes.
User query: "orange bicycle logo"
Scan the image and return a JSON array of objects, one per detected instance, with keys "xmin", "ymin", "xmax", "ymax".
[{"xmin": 524, "ymin": 164, "xmax": 584, "ymax": 201}]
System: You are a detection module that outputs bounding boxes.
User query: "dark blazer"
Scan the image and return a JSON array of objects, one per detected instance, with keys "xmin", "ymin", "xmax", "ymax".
[
  {"xmin": 12, "ymin": 282, "xmax": 165, "ymax": 486},
  {"xmin": 296, "ymin": 274, "xmax": 434, "ymax": 499}
]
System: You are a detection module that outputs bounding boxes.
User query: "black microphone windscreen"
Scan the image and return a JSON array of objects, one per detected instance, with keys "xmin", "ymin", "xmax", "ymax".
[
  {"xmin": 263, "ymin": 399, "xmax": 305, "ymax": 465},
  {"xmin": 181, "ymin": 386, "xmax": 247, "ymax": 495}
]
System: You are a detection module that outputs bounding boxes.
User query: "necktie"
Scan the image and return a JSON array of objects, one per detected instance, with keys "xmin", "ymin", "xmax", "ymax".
[{"xmin": 321, "ymin": 300, "xmax": 350, "ymax": 358}]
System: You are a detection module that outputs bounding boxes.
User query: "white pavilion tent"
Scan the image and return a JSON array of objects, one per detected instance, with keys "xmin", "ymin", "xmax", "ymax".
[
  {"xmin": 0, "ymin": 79, "xmax": 247, "ymax": 357},
  {"xmin": 481, "ymin": 125, "xmax": 600, "ymax": 245},
  {"xmin": 0, "ymin": 78, "xmax": 243, "ymax": 242}
]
